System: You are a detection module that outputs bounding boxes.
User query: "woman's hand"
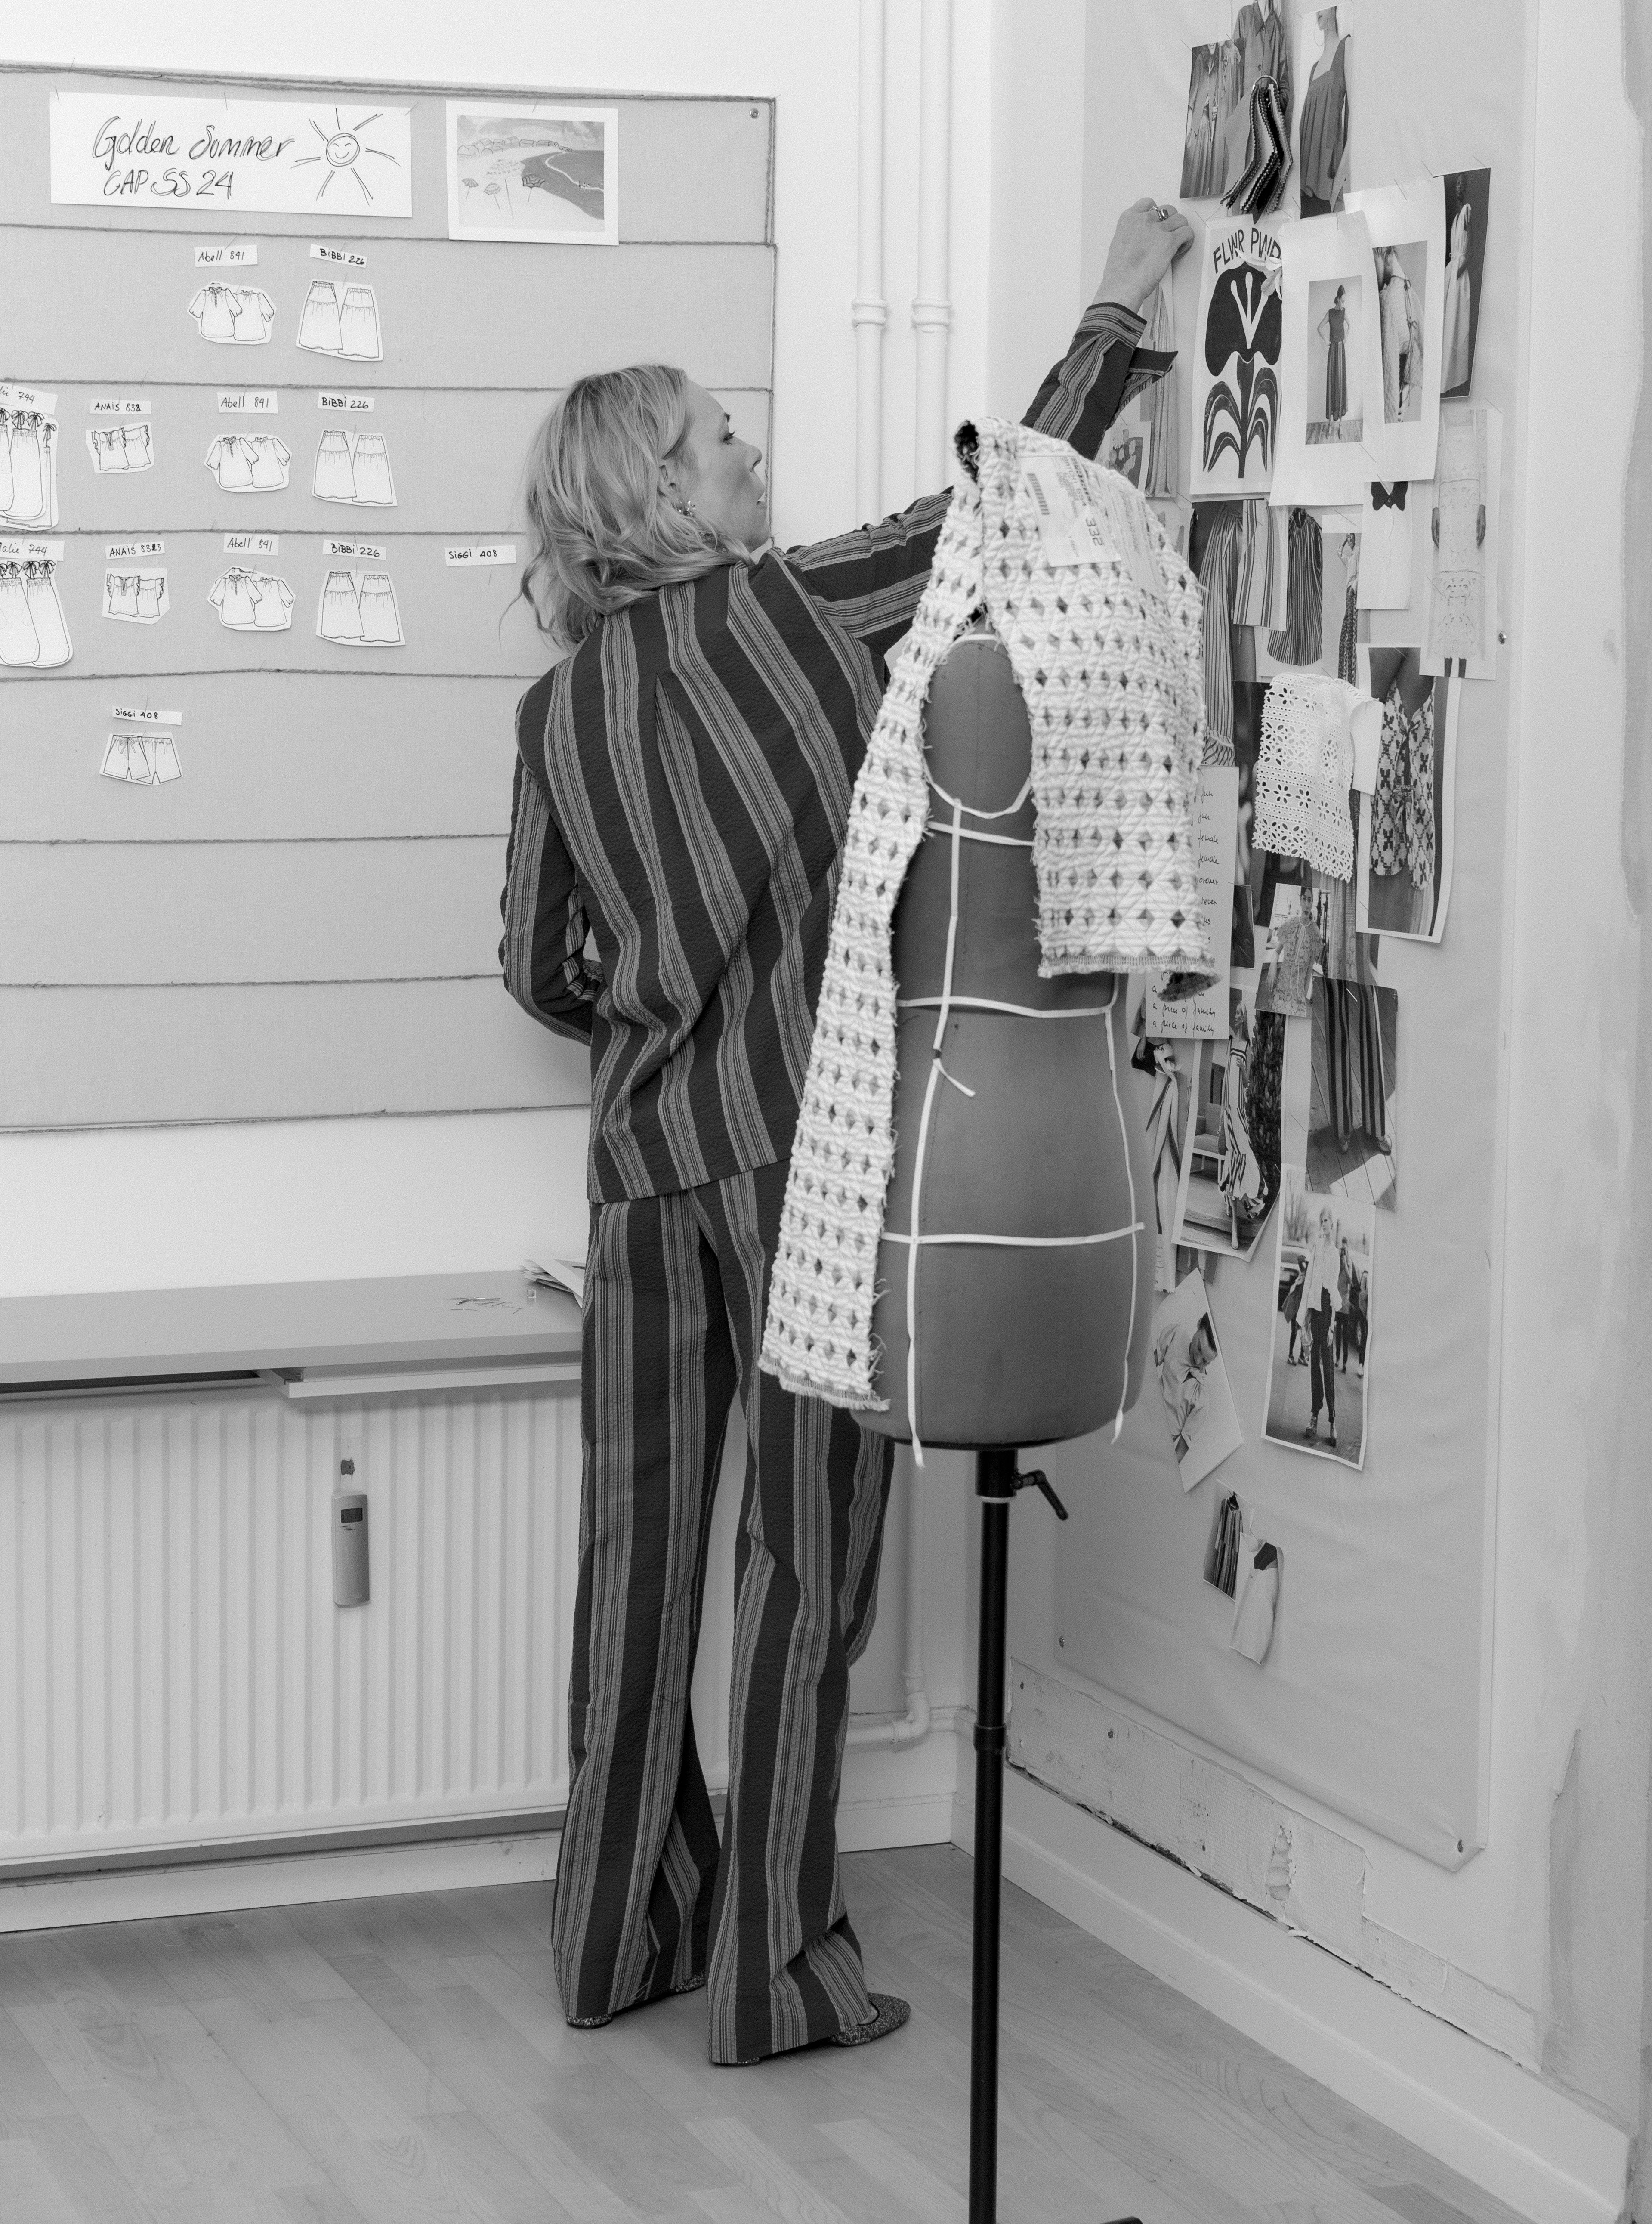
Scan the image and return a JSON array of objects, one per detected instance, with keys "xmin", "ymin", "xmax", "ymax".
[{"xmin": 1095, "ymin": 198, "xmax": 1196, "ymax": 314}]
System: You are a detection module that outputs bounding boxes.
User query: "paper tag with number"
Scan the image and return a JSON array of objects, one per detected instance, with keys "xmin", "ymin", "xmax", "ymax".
[{"xmin": 1022, "ymin": 452, "xmax": 1162, "ymax": 601}]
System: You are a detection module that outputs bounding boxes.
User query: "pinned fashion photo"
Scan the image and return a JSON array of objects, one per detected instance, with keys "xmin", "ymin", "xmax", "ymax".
[
  {"xmin": 1441, "ymin": 169, "xmax": 1491, "ymax": 399},
  {"xmin": 447, "ymin": 102, "xmax": 619, "ymax": 245},
  {"xmin": 1271, "ymin": 209, "xmax": 1383, "ymax": 508},
  {"xmin": 1229, "ymin": 1531, "xmax": 1281, "ymax": 1664},
  {"xmin": 1264, "ymin": 1169, "xmax": 1373, "ymax": 1470},
  {"xmin": 1171, "ymin": 985, "xmax": 1285, "ymax": 1262},
  {"xmin": 1357, "ymin": 479, "xmax": 1413, "ymax": 610},
  {"xmin": 1180, "ymin": 42, "xmax": 1241, "ymax": 201},
  {"xmin": 1356, "ymin": 644, "xmax": 1458, "ymax": 943},
  {"xmin": 1294, "ymin": 6, "xmax": 1349, "ymax": 218},
  {"xmin": 1132, "ymin": 1027, "xmax": 1198, "ymax": 1296},
  {"xmin": 1308, "ymin": 973, "xmax": 1398, "ymax": 1213},
  {"xmin": 1346, "ymin": 180, "xmax": 1447, "ymax": 483},
  {"xmin": 1152, "ymin": 1267, "xmax": 1243, "ymax": 1492}
]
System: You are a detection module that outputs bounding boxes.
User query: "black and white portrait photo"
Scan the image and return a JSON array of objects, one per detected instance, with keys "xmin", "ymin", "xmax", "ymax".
[
  {"xmin": 1441, "ymin": 168, "xmax": 1491, "ymax": 397},
  {"xmin": 1306, "ymin": 276, "xmax": 1365, "ymax": 443},
  {"xmin": 1264, "ymin": 1170, "xmax": 1374, "ymax": 1469}
]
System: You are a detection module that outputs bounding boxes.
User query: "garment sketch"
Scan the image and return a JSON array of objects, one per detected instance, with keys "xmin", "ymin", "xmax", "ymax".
[
  {"xmin": 312, "ymin": 427, "xmax": 396, "ymax": 505},
  {"xmin": 188, "ymin": 285, "xmax": 275, "ymax": 344},
  {"xmin": 205, "ymin": 433, "xmax": 290, "ymax": 491},
  {"xmin": 298, "ymin": 279, "xmax": 383, "ymax": 361},
  {"xmin": 103, "ymin": 569, "xmax": 169, "ymax": 624},
  {"xmin": 1425, "ymin": 408, "xmax": 1488, "ymax": 665},
  {"xmin": 317, "ymin": 565, "xmax": 403, "ymax": 644},
  {"xmin": 0, "ymin": 560, "xmax": 40, "ymax": 665},
  {"xmin": 1, "ymin": 410, "xmax": 59, "ymax": 527},
  {"xmin": 87, "ymin": 424, "xmax": 151, "ymax": 473},
  {"xmin": 101, "ymin": 733, "xmax": 182, "ymax": 785},
  {"xmin": 1442, "ymin": 200, "xmax": 1474, "ymax": 390},
  {"xmin": 1297, "ymin": 14, "xmax": 1349, "ymax": 217},
  {"xmin": 26, "ymin": 561, "xmax": 71, "ymax": 665},
  {"xmin": 208, "ymin": 566, "xmax": 294, "ymax": 631}
]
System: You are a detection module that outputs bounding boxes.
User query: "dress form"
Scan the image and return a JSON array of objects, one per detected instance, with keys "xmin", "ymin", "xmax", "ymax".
[{"xmin": 860, "ymin": 625, "xmax": 1155, "ymax": 1451}]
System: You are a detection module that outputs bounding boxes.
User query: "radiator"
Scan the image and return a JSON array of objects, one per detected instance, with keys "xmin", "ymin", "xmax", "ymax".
[{"xmin": 0, "ymin": 1385, "xmax": 636, "ymax": 1863}]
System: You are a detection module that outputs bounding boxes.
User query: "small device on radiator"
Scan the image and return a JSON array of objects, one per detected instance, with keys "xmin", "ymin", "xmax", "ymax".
[{"xmin": 332, "ymin": 1459, "xmax": 370, "ymax": 1607}]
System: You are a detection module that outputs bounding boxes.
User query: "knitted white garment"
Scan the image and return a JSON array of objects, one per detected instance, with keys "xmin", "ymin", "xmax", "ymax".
[
  {"xmin": 760, "ymin": 417, "xmax": 1209, "ymax": 1410},
  {"xmin": 1254, "ymin": 672, "xmax": 1361, "ymax": 880}
]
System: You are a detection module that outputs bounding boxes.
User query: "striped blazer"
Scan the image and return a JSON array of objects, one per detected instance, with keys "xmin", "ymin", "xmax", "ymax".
[{"xmin": 501, "ymin": 299, "xmax": 1169, "ymax": 1204}]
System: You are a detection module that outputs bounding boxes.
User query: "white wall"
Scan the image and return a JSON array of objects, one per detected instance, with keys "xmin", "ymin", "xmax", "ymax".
[
  {"xmin": 978, "ymin": 0, "xmax": 1648, "ymax": 2172},
  {"xmin": 0, "ymin": 0, "xmax": 995, "ymax": 1302}
]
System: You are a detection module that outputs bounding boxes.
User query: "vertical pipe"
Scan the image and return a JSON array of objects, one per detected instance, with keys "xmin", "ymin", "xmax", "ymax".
[
  {"xmin": 852, "ymin": 0, "xmax": 888, "ymax": 523},
  {"xmin": 970, "ymin": 1445, "xmax": 1016, "ymax": 2224},
  {"xmin": 913, "ymin": 0, "xmax": 954, "ymax": 494}
]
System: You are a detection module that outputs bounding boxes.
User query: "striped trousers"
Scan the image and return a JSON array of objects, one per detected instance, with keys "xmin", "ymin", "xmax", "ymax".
[{"xmin": 550, "ymin": 1159, "xmax": 895, "ymax": 2065}]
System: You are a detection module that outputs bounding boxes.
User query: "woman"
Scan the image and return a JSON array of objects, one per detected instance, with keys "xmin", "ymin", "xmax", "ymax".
[
  {"xmin": 500, "ymin": 199, "xmax": 1193, "ymax": 2068},
  {"xmin": 1302, "ymin": 1203, "xmax": 1343, "ymax": 1446},
  {"xmin": 1319, "ymin": 283, "xmax": 1349, "ymax": 426},
  {"xmin": 1298, "ymin": 7, "xmax": 1349, "ymax": 217},
  {"xmin": 1442, "ymin": 193, "xmax": 1474, "ymax": 391}
]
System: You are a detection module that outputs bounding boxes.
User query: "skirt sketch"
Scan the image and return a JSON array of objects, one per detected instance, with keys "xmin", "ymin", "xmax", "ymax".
[
  {"xmin": 298, "ymin": 281, "xmax": 344, "ymax": 355},
  {"xmin": 314, "ymin": 430, "xmax": 357, "ymax": 501}
]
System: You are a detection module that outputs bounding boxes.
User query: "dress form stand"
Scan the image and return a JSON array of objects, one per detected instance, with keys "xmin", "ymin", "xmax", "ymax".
[{"xmin": 862, "ymin": 628, "xmax": 1153, "ymax": 2224}]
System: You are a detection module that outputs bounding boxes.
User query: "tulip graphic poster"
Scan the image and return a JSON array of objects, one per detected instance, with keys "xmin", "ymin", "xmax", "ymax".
[{"xmin": 1189, "ymin": 218, "xmax": 1284, "ymax": 501}]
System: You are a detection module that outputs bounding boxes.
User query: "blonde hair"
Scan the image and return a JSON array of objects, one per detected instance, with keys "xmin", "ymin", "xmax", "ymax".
[{"xmin": 518, "ymin": 363, "xmax": 736, "ymax": 647}]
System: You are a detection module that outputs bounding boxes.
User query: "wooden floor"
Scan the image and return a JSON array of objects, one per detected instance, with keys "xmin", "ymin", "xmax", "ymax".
[{"xmin": 0, "ymin": 1843, "xmax": 1530, "ymax": 2224}]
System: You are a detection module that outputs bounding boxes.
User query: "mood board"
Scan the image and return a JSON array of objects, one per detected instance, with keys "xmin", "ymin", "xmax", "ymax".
[
  {"xmin": 1045, "ymin": 0, "xmax": 1530, "ymax": 1865},
  {"xmin": 0, "ymin": 68, "xmax": 774, "ymax": 1128}
]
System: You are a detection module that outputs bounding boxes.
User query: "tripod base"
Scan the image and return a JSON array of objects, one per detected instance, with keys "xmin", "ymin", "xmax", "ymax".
[{"xmin": 966, "ymin": 1447, "xmax": 1141, "ymax": 2224}]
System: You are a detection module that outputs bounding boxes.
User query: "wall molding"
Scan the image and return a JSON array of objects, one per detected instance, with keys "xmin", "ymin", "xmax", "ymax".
[{"xmin": 959, "ymin": 1765, "xmax": 1629, "ymax": 2224}]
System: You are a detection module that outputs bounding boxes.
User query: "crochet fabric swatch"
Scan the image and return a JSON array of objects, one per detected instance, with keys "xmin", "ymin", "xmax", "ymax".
[
  {"xmin": 1254, "ymin": 671, "xmax": 1362, "ymax": 880},
  {"xmin": 759, "ymin": 415, "xmax": 1208, "ymax": 1410}
]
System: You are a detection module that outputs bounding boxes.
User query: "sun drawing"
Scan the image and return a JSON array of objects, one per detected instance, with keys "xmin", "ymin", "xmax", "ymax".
[{"xmin": 292, "ymin": 109, "xmax": 401, "ymax": 205}]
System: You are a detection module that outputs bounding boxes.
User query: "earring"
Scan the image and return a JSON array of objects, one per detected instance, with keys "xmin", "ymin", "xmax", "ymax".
[{"xmin": 680, "ymin": 498, "xmax": 698, "ymax": 519}]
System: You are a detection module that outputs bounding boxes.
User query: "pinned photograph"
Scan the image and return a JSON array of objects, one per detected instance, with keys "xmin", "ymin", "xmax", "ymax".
[
  {"xmin": 1441, "ymin": 169, "xmax": 1491, "ymax": 398},
  {"xmin": 1294, "ymin": 6, "xmax": 1349, "ymax": 218},
  {"xmin": 1357, "ymin": 479, "xmax": 1414, "ymax": 610},
  {"xmin": 1346, "ymin": 181, "xmax": 1447, "ymax": 481},
  {"xmin": 1180, "ymin": 41, "xmax": 1241, "ymax": 201},
  {"xmin": 1171, "ymin": 984, "xmax": 1286, "ymax": 1262},
  {"xmin": 1152, "ymin": 1268, "xmax": 1243, "ymax": 1492},
  {"xmin": 1264, "ymin": 1169, "xmax": 1373, "ymax": 1470},
  {"xmin": 1356, "ymin": 644, "xmax": 1458, "ymax": 943},
  {"xmin": 1272, "ymin": 210, "xmax": 1383, "ymax": 508},
  {"xmin": 1132, "ymin": 1027, "xmax": 1198, "ymax": 1296},
  {"xmin": 1229, "ymin": 1530, "xmax": 1281, "ymax": 1664},
  {"xmin": 1308, "ymin": 973, "xmax": 1398, "ymax": 1213},
  {"xmin": 447, "ymin": 103, "xmax": 619, "ymax": 245}
]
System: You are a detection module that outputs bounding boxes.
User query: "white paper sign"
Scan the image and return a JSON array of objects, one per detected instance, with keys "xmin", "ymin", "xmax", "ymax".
[
  {"xmin": 1146, "ymin": 766, "xmax": 1240, "ymax": 1040},
  {"xmin": 194, "ymin": 243, "xmax": 259, "ymax": 266},
  {"xmin": 445, "ymin": 544, "xmax": 519, "ymax": 567},
  {"xmin": 89, "ymin": 396, "xmax": 151, "ymax": 417},
  {"xmin": 105, "ymin": 539, "xmax": 164, "ymax": 558},
  {"xmin": 218, "ymin": 391, "xmax": 278, "ymax": 414},
  {"xmin": 224, "ymin": 533, "xmax": 280, "ymax": 555},
  {"xmin": 0, "ymin": 382, "xmax": 58, "ymax": 414},
  {"xmin": 311, "ymin": 243, "xmax": 368, "ymax": 267},
  {"xmin": 50, "ymin": 92, "xmax": 413, "ymax": 217},
  {"xmin": 0, "ymin": 538, "xmax": 64, "ymax": 561},
  {"xmin": 1021, "ymin": 455, "xmax": 1161, "ymax": 596},
  {"xmin": 325, "ymin": 539, "xmax": 386, "ymax": 560},
  {"xmin": 111, "ymin": 704, "xmax": 183, "ymax": 725},
  {"xmin": 318, "ymin": 392, "xmax": 374, "ymax": 412}
]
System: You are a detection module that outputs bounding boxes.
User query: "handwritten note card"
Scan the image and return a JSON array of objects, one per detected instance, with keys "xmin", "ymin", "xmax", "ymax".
[{"xmin": 1145, "ymin": 765, "xmax": 1239, "ymax": 1041}]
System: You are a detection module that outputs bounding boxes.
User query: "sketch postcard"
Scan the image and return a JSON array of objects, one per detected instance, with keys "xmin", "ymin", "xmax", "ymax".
[
  {"xmin": 1346, "ymin": 181, "xmax": 1446, "ymax": 484},
  {"xmin": 1421, "ymin": 403, "xmax": 1502, "ymax": 680},
  {"xmin": 1189, "ymin": 217, "xmax": 1284, "ymax": 500},
  {"xmin": 446, "ymin": 104, "xmax": 619, "ymax": 245},
  {"xmin": 1263, "ymin": 1168, "xmax": 1373, "ymax": 1471},
  {"xmin": 1170, "ymin": 984, "xmax": 1287, "ymax": 1264},
  {"xmin": 1271, "ymin": 210, "xmax": 1383, "ymax": 509},
  {"xmin": 1356, "ymin": 644, "xmax": 1459, "ymax": 944},
  {"xmin": 1441, "ymin": 170, "xmax": 1491, "ymax": 399},
  {"xmin": 1152, "ymin": 1267, "xmax": 1243, "ymax": 1492}
]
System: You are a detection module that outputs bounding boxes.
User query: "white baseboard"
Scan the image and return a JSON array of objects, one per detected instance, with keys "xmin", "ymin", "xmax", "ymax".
[
  {"xmin": 963, "ymin": 1767, "xmax": 1629, "ymax": 2224},
  {"xmin": 0, "ymin": 1828, "xmax": 562, "ymax": 1933},
  {"xmin": 0, "ymin": 1720, "xmax": 960, "ymax": 1935}
]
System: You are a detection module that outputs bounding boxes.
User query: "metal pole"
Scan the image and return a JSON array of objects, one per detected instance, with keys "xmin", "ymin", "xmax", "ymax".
[{"xmin": 970, "ymin": 1445, "xmax": 1016, "ymax": 2224}]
